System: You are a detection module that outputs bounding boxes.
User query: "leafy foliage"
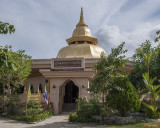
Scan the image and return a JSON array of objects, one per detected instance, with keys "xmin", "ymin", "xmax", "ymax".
[
  {"xmin": 0, "ymin": 45, "xmax": 17, "ymax": 71},
  {"xmin": 88, "ymin": 42, "xmax": 128, "ymax": 103},
  {"xmin": 5, "ymin": 95, "xmax": 20, "ymax": 114},
  {"xmin": 141, "ymin": 73, "xmax": 160, "ymax": 118},
  {"xmin": 0, "ymin": 21, "xmax": 31, "ymax": 97},
  {"xmin": 155, "ymin": 30, "xmax": 160, "ymax": 43},
  {"xmin": 106, "ymin": 77, "xmax": 141, "ymax": 116},
  {"xmin": 0, "ymin": 22, "xmax": 31, "ymax": 113},
  {"xmin": 88, "ymin": 42, "xmax": 128, "ymax": 121},
  {"xmin": 129, "ymin": 40, "xmax": 160, "ymax": 90},
  {"xmin": 7, "ymin": 110, "xmax": 52, "ymax": 123},
  {"xmin": 19, "ymin": 100, "xmax": 52, "ymax": 122},
  {"xmin": 70, "ymin": 97, "xmax": 101, "ymax": 123},
  {"xmin": 27, "ymin": 100, "xmax": 36, "ymax": 109},
  {"xmin": 69, "ymin": 112, "xmax": 79, "ymax": 123},
  {"xmin": 0, "ymin": 21, "xmax": 15, "ymax": 34},
  {"xmin": 0, "ymin": 45, "xmax": 32, "ymax": 95},
  {"xmin": 142, "ymin": 102, "xmax": 155, "ymax": 118}
]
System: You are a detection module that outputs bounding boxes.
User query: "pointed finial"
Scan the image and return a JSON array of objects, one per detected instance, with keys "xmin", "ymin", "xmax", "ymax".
[
  {"xmin": 80, "ymin": 7, "xmax": 83, "ymax": 19},
  {"xmin": 77, "ymin": 7, "xmax": 87, "ymax": 26}
]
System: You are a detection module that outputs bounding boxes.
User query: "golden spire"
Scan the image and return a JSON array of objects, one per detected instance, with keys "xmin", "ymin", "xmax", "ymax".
[
  {"xmin": 76, "ymin": 7, "xmax": 88, "ymax": 27},
  {"xmin": 66, "ymin": 7, "xmax": 98, "ymax": 45}
]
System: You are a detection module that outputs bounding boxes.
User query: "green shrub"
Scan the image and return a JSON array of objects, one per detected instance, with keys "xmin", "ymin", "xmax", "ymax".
[
  {"xmin": 143, "ymin": 102, "xmax": 155, "ymax": 118},
  {"xmin": 9, "ymin": 110, "xmax": 52, "ymax": 122},
  {"xmin": 23, "ymin": 108, "xmax": 42, "ymax": 116},
  {"xmin": 5, "ymin": 96, "xmax": 20, "ymax": 114},
  {"xmin": 27, "ymin": 100, "xmax": 36, "ymax": 108},
  {"xmin": 106, "ymin": 77, "xmax": 141, "ymax": 116},
  {"xmin": 75, "ymin": 97, "xmax": 100, "ymax": 123},
  {"xmin": 69, "ymin": 112, "xmax": 78, "ymax": 123},
  {"xmin": 25, "ymin": 101, "xmax": 43, "ymax": 116}
]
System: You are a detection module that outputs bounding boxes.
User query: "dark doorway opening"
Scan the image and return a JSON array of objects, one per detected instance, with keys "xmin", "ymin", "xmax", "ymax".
[{"xmin": 64, "ymin": 81, "xmax": 79, "ymax": 103}]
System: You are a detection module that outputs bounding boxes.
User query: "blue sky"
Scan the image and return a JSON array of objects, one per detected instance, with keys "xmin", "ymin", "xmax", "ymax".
[{"xmin": 0, "ymin": 0, "xmax": 160, "ymax": 59}]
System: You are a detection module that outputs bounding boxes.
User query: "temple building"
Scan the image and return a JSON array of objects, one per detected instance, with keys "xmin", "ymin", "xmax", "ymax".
[{"xmin": 24, "ymin": 8, "xmax": 132, "ymax": 115}]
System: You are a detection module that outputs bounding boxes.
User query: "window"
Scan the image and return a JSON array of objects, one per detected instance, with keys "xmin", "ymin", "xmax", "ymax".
[
  {"xmin": 78, "ymin": 41, "xmax": 84, "ymax": 44},
  {"xmin": 30, "ymin": 85, "xmax": 34, "ymax": 93},
  {"xmin": 39, "ymin": 84, "xmax": 43, "ymax": 93},
  {"xmin": 71, "ymin": 42, "xmax": 76, "ymax": 44},
  {"xmin": 87, "ymin": 41, "xmax": 92, "ymax": 44}
]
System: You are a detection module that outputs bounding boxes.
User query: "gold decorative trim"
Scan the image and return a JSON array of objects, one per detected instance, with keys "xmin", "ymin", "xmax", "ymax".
[
  {"xmin": 28, "ymin": 72, "xmax": 42, "ymax": 78},
  {"xmin": 66, "ymin": 36, "xmax": 98, "ymax": 45}
]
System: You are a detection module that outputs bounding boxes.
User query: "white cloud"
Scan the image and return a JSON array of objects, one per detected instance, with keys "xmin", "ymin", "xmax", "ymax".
[
  {"xmin": 95, "ymin": 23, "xmax": 160, "ymax": 58},
  {"xmin": 0, "ymin": 0, "xmax": 160, "ymax": 59}
]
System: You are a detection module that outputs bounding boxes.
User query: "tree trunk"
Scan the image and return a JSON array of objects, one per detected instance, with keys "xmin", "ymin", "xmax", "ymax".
[
  {"xmin": 7, "ymin": 76, "xmax": 11, "ymax": 96},
  {"xmin": 2, "ymin": 83, "xmax": 5, "ymax": 113},
  {"xmin": 101, "ymin": 90, "xmax": 105, "ymax": 124}
]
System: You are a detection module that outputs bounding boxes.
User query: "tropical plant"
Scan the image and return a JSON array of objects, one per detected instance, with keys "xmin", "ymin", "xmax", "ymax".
[
  {"xmin": 129, "ymin": 40, "xmax": 160, "ymax": 90},
  {"xmin": 136, "ymin": 46, "xmax": 153, "ymax": 74},
  {"xmin": 142, "ymin": 73, "xmax": 160, "ymax": 118}
]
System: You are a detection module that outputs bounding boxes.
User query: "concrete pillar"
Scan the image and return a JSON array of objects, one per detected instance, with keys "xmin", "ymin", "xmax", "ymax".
[{"xmin": 50, "ymin": 79, "xmax": 60, "ymax": 115}]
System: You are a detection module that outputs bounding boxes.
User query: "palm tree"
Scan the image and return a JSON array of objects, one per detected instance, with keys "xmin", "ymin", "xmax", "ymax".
[{"xmin": 137, "ymin": 44, "xmax": 153, "ymax": 74}]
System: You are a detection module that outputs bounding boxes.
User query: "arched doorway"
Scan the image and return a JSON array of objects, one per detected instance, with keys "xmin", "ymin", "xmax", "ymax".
[
  {"xmin": 62, "ymin": 80, "xmax": 79, "ymax": 112},
  {"xmin": 64, "ymin": 80, "xmax": 79, "ymax": 103}
]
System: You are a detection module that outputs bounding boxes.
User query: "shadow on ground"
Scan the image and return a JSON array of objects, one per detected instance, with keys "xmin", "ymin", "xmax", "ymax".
[
  {"xmin": 0, "ymin": 115, "xmax": 101, "ymax": 128},
  {"xmin": 27, "ymin": 122, "xmax": 100, "ymax": 128},
  {"xmin": 0, "ymin": 116, "xmax": 27, "ymax": 124}
]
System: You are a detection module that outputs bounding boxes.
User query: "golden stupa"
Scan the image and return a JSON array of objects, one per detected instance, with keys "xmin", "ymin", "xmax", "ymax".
[{"xmin": 57, "ymin": 8, "xmax": 106, "ymax": 58}]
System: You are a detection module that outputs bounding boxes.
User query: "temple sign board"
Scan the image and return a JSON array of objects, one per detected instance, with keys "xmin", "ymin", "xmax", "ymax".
[{"xmin": 51, "ymin": 58, "xmax": 85, "ymax": 71}]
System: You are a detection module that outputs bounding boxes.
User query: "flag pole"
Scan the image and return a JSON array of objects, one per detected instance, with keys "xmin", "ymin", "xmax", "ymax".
[{"xmin": 26, "ymin": 85, "xmax": 31, "ymax": 116}]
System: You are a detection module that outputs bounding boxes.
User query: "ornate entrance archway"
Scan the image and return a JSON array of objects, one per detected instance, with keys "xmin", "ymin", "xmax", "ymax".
[{"xmin": 59, "ymin": 80, "xmax": 79, "ymax": 113}]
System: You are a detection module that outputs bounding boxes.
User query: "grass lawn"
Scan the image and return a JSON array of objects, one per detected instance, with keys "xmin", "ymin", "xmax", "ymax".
[{"xmin": 97, "ymin": 122, "xmax": 160, "ymax": 128}]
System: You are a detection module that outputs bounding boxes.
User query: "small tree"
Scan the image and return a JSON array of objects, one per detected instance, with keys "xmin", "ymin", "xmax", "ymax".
[
  {"xmin": 0, "ymin": 21, "xmax": 31, "ymax": 95},
  {"xmin": 106, "ymin": 77, "xmax": 141, "ymax": 116},
  {"xmin": 0, "ymin": 21, "xmax": 31, "ymax": 113},
  {"xmin": 88, "ymin": 42, "xmax": 128, "ymax": 121},
  {"xmin": 0, "ymin": 21, "xmax": 17, "ymax": 113}
]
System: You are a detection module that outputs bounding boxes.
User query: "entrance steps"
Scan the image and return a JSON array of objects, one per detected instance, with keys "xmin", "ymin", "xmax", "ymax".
[{"xmin": 63, "ymin": 103, "xmax": 77, "ymax": 112}]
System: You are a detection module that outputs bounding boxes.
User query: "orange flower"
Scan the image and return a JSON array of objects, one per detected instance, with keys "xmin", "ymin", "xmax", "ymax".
[{"xmin": 144, "ymin": 123, "xmax": 148, "ymax": 126}]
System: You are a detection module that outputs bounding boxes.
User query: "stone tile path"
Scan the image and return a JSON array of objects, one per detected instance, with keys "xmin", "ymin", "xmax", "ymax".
[{"xmin": 0, "ymin": 113, "xmax": 100, "ymax": 128}]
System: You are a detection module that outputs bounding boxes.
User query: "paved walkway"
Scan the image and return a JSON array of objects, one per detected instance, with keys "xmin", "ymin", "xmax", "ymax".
[{"xmin": 0, "ymin": 113, "xmax": 100, "ymax": 128}]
